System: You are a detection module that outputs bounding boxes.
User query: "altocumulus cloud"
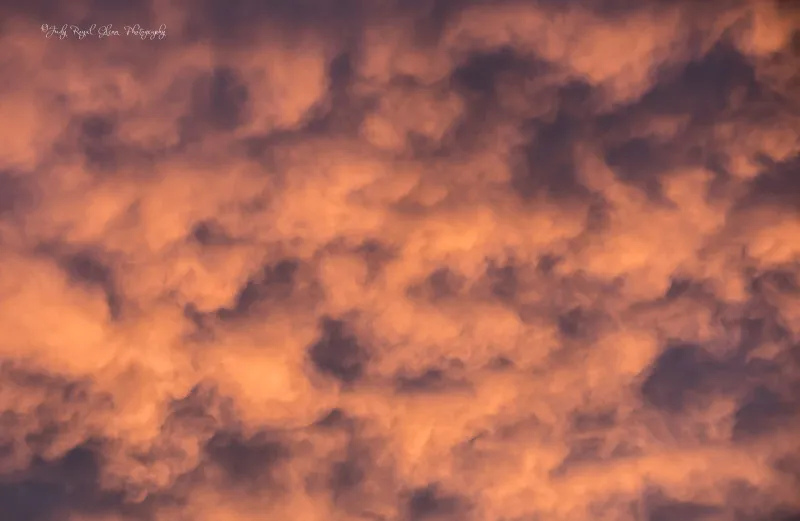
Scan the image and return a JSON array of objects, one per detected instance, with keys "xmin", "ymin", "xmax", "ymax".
[{"xmin": 0, "ymin": 0, "xmax": 799, "ymax": 520}]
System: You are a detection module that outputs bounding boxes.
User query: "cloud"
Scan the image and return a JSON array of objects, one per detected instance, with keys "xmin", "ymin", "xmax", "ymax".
[{"xmin": 0, "ymin": 0, "xmax": 798, "ymax": 520}]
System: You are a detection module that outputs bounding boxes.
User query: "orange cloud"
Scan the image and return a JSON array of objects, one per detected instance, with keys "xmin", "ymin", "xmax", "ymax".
[{"xmin": 0, "ymin": 0, "xmax": 798, "ymax": 520}]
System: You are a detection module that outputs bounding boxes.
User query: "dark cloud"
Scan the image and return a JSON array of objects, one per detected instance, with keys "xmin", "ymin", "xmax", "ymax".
[
  {"xmin": 394, "ymin": 368, "xmax": 473, "ymax": 394},
  {"xmin": 329, "ymin": 455, "xmax": 365, "ymax": 502},
  {"xmin": 589, "ymin": 39, "xmax": 784, "ymax": 203},
  {"xmin": 646, "ymin": 498, "xmax": 722, "ymax": 521},
  {"xmin": 451, "ymin": 46, "xmax": 535, "ymax": 99},
  {"xmin": 732, "ymin": 385, "xmax": 796, "ymax": 441},
  {"xmin": 0, "ymin": 172, "xmax": 33, "ymax": 217},
  {"xmin": 557, "ymin": 307, "xmax": 592, "ymax": 339},
  {"xmin": 640, "ymin": 343, "xmax": 730, "ymax": 412},
  {"xmin": 0, "ymin": 367, "xmax": 136, "ymax": 521},
  {"xmin": 1, "ymin": 0, "xmax": 799, "ymax": 520},
  {"xmin": 0, "ymin": 445, "xmax": 116, "ymax": 521},
  {"xmin": 181, "ymin": 0, "xmax": 363, "ymax": 45},
  {"xmin": 741, "ymin": 154, "xmax": 800, "ymax": 210},
  {"xmin": 408, "ymin": 267, "xmax": 465, "ymax": 301},
  {"xmin": 313, "ymin": 408, "xmax": 350, "ymax": 429},
  {"xmin": 216, "ymin": 259, "xmax": 300, "ymax": 319},
  {"xmin": 511, "ymin": 107, "xmax": 594, "ymax": 201},
  {"xmin": 308, "ymin": 318, "xmax": 369, "ymax": 384},
  {"xmin": 61, "ymin": 250, "xmax": 122, "ymax": 319},
  {"xmin": 571, "ymin": 409, "xmax": 617, "ymax": 432},
  {"xmin": 188, "ymin": 219, "xmax": 233, "ymax": 247},
  {"xmin": 406, "ymin": 484, "xmax": 468, "ymax": 521},
  {"xmin": 78, "ymin": 114, "xmax": 119, "ymax": 171},
  {"xmin": 185, "ymin": 67, "xmax": 249, "ymax": 135},
  {"xmin": 649, "ymin": 42, "xmax": 762, "ymax": 124},
  {"xmin": 602, "ymin": 137, "xmax": 685, "ymax": 202},
  {"xmin": 483, "ymin": 261, "xmax": 518, "ymax": 302},
  {"xmin": 204, "ymin": 430, "xmax": 288, "ymax": 488},
  {"xmin": 1, "ymin": 0, "xmax": 154, "ymax": 27}
]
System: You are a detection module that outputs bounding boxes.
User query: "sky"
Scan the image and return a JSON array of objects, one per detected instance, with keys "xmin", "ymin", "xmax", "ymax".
[{"xmin": 0, "ymin": 0, "xmax": 799, "ymax": 520}]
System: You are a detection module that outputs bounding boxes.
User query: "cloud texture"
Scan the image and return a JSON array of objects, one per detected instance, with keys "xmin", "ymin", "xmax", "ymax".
[{"xmin": 0, "ymin": 0, "xmax": 799, "ymax": 520}]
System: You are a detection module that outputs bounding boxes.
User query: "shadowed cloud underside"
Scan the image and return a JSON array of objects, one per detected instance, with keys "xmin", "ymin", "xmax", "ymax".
[{"xmin": 0, "ymin": 0, "xmax": 799, "ymax": 520}]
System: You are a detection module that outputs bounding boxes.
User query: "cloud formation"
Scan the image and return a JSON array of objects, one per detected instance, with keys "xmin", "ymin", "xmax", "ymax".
[{"xmin": 0, "ymin": 0, "xmax": 799, "ymax": 520}]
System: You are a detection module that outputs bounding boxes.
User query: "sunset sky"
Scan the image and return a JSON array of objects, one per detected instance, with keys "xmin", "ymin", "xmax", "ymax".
[{"xmin": 0, "ymin": 0, "xmax": 799, "ymax": 520}]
